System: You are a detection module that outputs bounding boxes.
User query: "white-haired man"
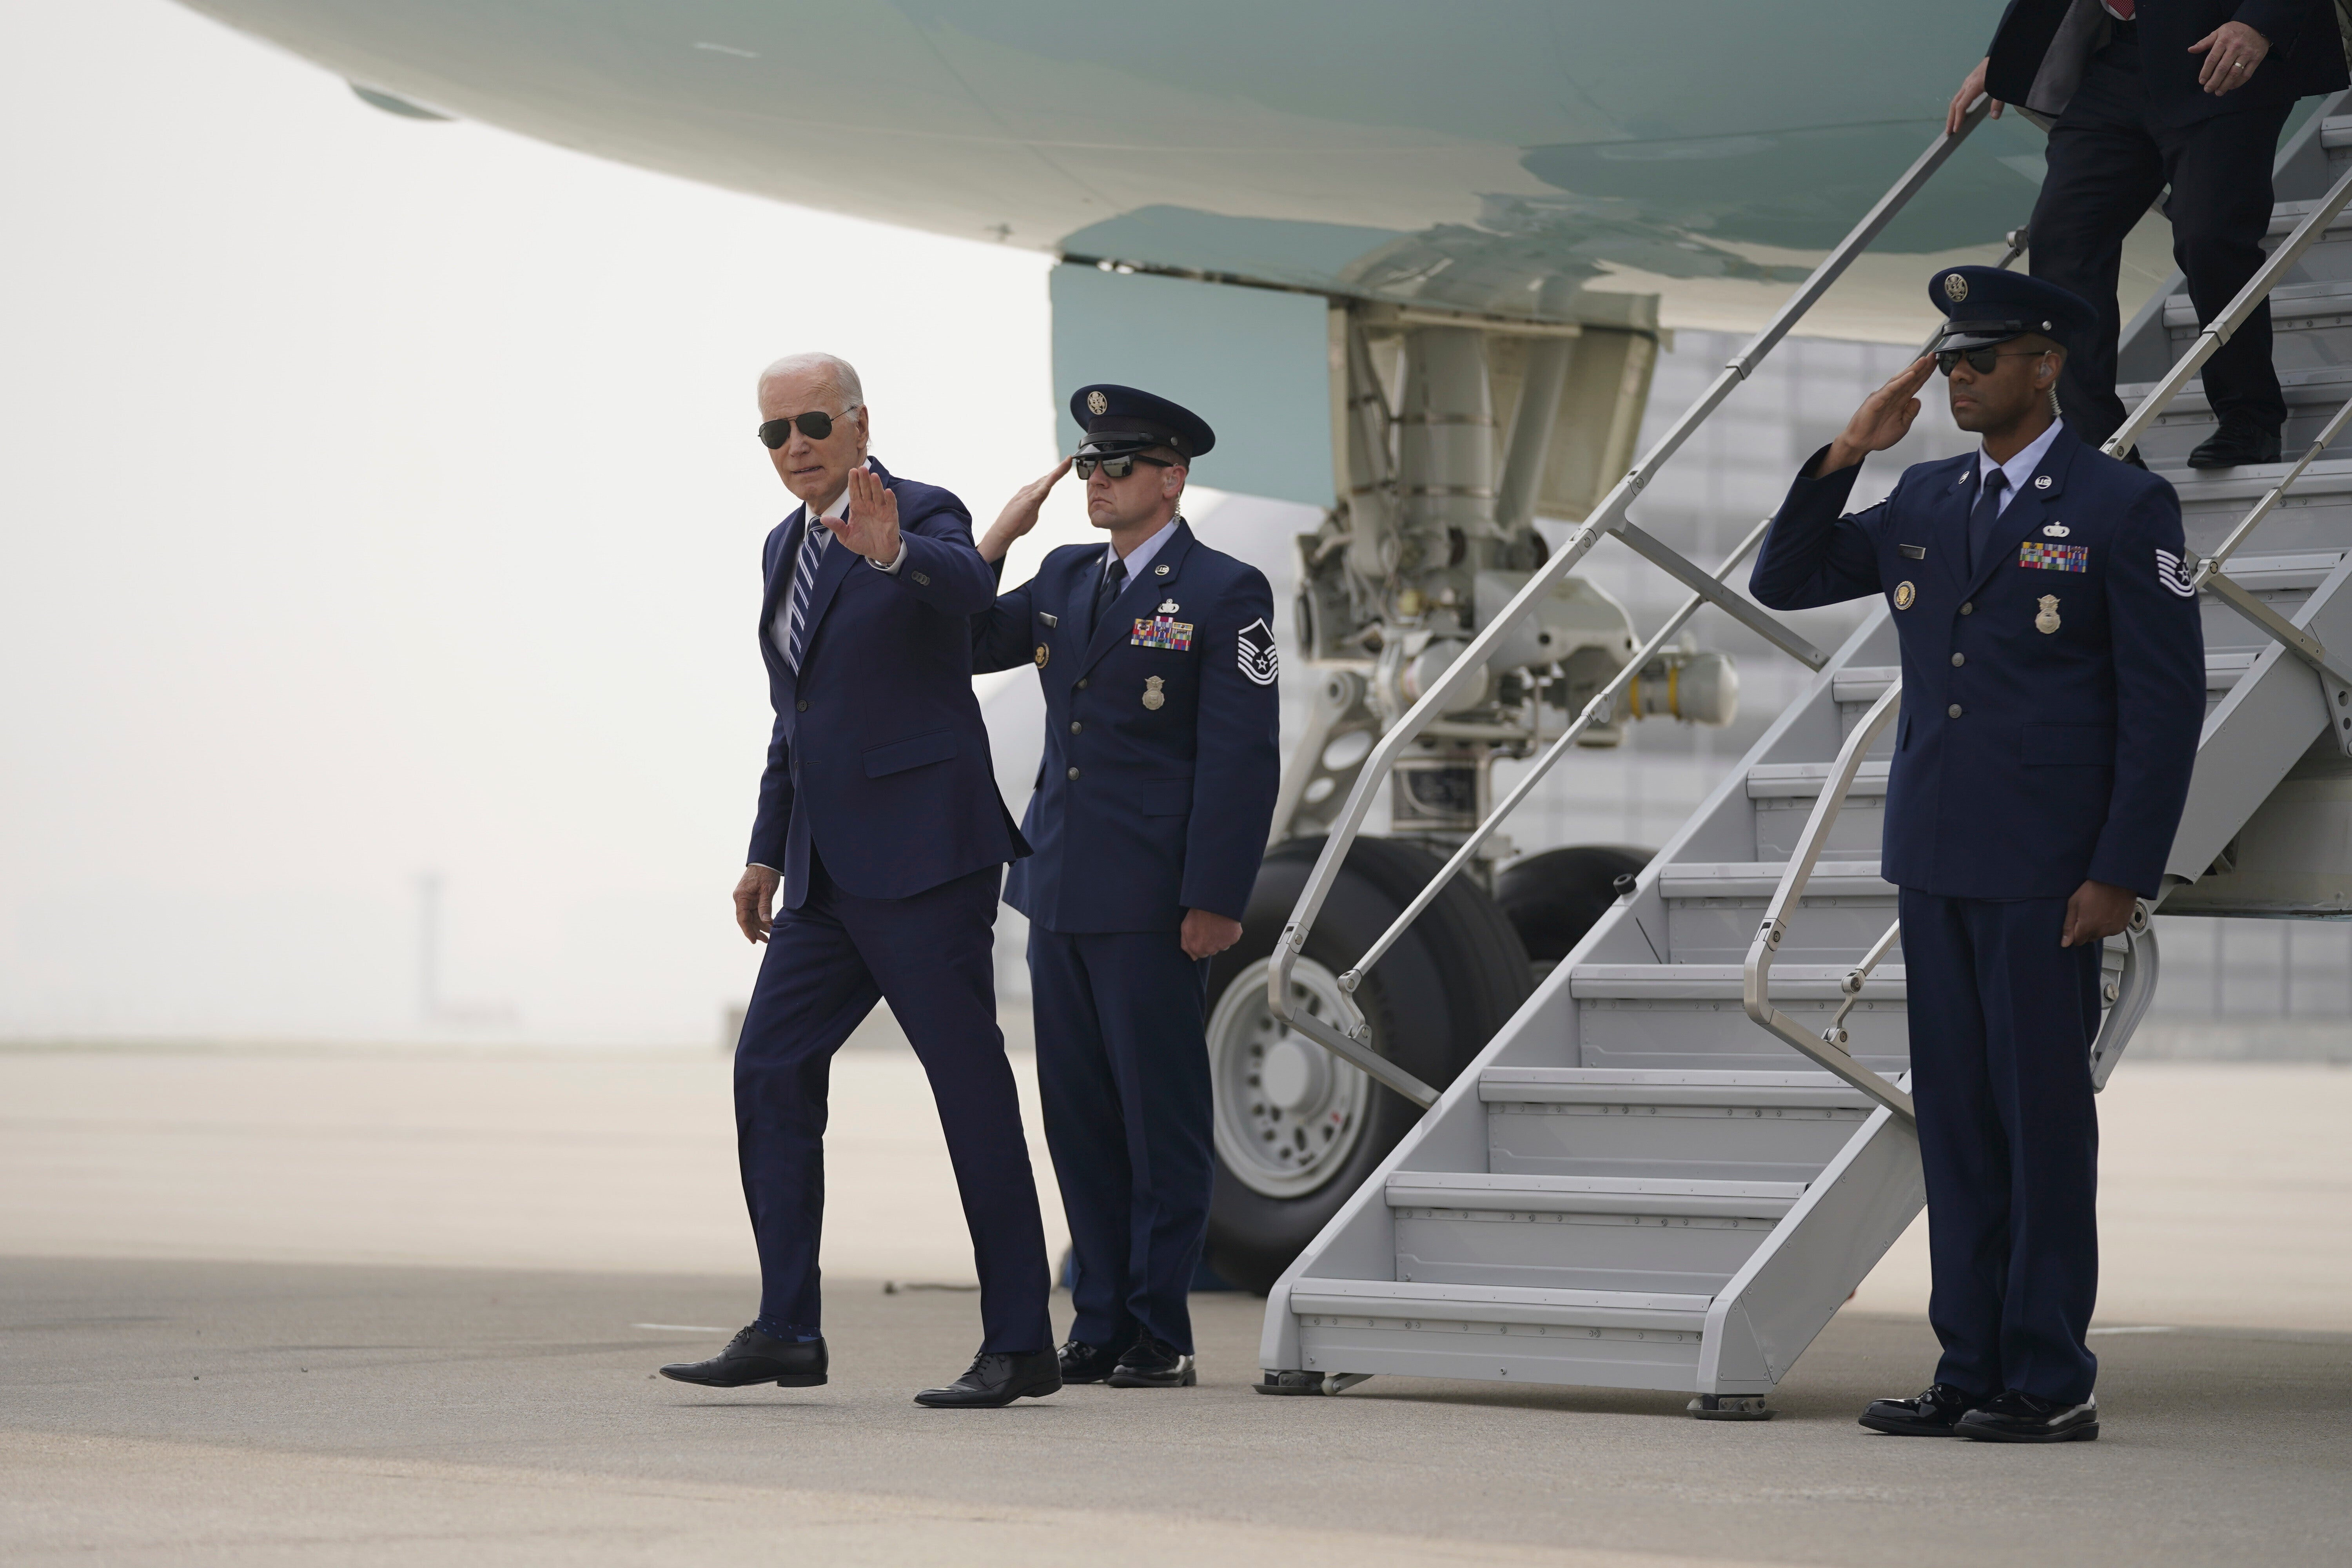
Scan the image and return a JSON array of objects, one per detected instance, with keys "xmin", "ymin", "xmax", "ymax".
[{"xmin": 659, "ymin": 352, "xmax": 1058, "ymax": 1409}]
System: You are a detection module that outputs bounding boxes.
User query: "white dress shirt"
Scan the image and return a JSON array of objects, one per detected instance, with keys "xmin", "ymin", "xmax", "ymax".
[
  {"xmin": 1976, "ymin": 419, "xmax": 2065, "ymax": 516},
  {"xmin": 767, "ymin": 461, "xmax": 907, "ymax": 664},
  {"xmin": 1103, "ymin": 514, "xmax": 1181, "ymax": 588}
]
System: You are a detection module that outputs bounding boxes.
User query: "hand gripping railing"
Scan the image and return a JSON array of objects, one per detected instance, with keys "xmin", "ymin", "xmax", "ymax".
[
  {"xmin": 1740, "ymin": 681, "xmax": 1916, "ymax": 1120},
  {"xmin": 1267, "ymin": 100, "xmax": 2003, "ymax": 1102}
]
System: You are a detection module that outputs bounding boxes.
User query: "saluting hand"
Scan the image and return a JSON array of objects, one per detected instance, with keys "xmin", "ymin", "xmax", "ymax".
[
  {"xmin": 1818, "ymin": 355, "xmax": 1936, "ymax": 477},
  {"xmin": 980, "ymin": 457, "xmax": 1073, "ymax": 563},
  {"xmin": 833, "ymin": 465, "xmax": 903, "ymax": 564}
]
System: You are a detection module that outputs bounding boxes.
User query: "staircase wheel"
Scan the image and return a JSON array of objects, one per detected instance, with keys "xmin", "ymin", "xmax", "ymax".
[
  {"xmin": 1494, "ymin": 844, "xmax": 1651, "ymax": 964},
  {"xmin": 1201, "ymin": 836, "xmax": 1532, "ymax": 1294}
]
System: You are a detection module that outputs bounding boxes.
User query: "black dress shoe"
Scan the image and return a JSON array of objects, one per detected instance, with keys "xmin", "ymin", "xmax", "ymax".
[
  {"xmin": 1105, "ymin": 1334, "xmax": 1197, "ymax": 1388},
  {"xmin": 2119, "ymin": 444, "xmax": 2148, "ymax": 470},
  {"xmin": 1956, "ymin": 1388, "xmax": 2099, "ymax": 1443},
  {"xmin": 1056, "ymin": 1338, "xmax": 1132, "ymax": 1385},
  {"xmin": 913, "ymin": 1348, "xmax": 1061, "ymax": 1408},
  {"xmin": 1858, "ymin": 1382, "xmax": 1983, "ymax": 1436},
  {"xmin": 2187, "ymin": 421, "xmax": 2283, "ymax": 469},
  {"xmin": 658, "ymin": 1326, "xmax": 827, "ymax": 1388}
]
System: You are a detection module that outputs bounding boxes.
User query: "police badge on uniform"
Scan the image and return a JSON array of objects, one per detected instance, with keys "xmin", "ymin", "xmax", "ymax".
[
  {"xmin": 2036, "ymin": 594, "xmax": 2061, "ymax": 635},
  {"xmin": 1237, "ymin": 618, "xmax": 1279, "ymax": 685},
  {"xmin": 1142, "ymin": 675, "xmax": 1165, "ymax": 710}
]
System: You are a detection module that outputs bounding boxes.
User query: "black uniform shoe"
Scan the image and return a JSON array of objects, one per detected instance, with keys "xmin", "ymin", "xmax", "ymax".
[
  {"xmin": 1956, "ymin": 1389, "xmax": 2099, "ymax": 1443},
  {"xmin": 658, "ymin": 1326, "xmax": 827, "ymax": 1388},
  {"xmin": 913, "ymin": 1348, "xmax": 1062, "ymax": 1408},
  {"xmin": 2118, "ymin": 444, "xmax": 2148, "ymax": 470},
  {"xmin": 2187, "ymin": 420, "xmax": 2283, "ymax": 469},
  {"xmin": 1858, "ymin": 1382, "xmax": 1984, "ymax": 1436},
  {"xmin": 1105, "ymin": 1334, "xmax": 1197, "ymax": 1388},
  {"xmin": 1056, "ymin": 1338, "xmax": 1132, "ymax": 1385}
]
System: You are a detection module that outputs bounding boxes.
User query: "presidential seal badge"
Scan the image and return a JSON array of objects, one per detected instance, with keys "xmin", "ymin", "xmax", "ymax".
[
  {"xmin": 1086, "ymin": 389, "xmax": 1109, "ymax": 416},
  {"xmin": 1943, "ymin": 271, "xmax": 1968, "ymax": 303},
  {"xmin": 1236, "ymin": 618, "xmax": 1279, "ymax": 686},
  {"xmin": 1034, "ymin": 643, "xmax": 1050, "ymax": 668},
  {"xmin": 2036, "ymin": 594, "xmax": 2062, "ymax": 635},
  {"xmin": 1142, "ymin": 675, "xmax": 1165, "ymax": 711},
  {"xmin": 1893, "ymin": 581, "xmax": 1916, "ymax": 610}
]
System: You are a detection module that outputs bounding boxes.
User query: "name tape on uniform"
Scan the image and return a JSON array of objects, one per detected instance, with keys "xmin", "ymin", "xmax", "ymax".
[{"xmin": 2018, "ymin": 541, "xmax": 2087, "ymax": 573}]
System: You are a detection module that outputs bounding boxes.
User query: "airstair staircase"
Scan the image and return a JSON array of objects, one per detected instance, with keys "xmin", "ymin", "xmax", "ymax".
[{"xmin": 1257, "ymin": 94, "xmax": 2352, "ymax": 1411}]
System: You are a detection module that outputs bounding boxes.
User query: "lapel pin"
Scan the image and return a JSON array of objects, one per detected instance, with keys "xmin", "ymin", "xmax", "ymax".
[
  {"xmin": 2034, "ymin": 474, "xmax": 2053, "ymax": 490},
  {"xmin": 1034, "ymin": 644, "xmax": 1050, "ymax": 668},
  {"xmin": 1893, "ymin": 581, "xmax": 1916, "ymax": 610},
  {"xmin": 1155, "ymin": 563, "xmax": 1171, "ymax": 576}
]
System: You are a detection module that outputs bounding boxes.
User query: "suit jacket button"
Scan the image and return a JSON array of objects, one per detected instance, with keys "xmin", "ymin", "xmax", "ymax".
[
  {"xmin": 796, "ymin": 700, "xmax": 809, "ymax": 712},
  {"xmin": 1076, "ymin": 679, "xmax": 1089, "ymax": 690},
  {"xmin": 1959, "ymin": 601, "xmax": 1974, "ymax": 615},
  {"xmin": 1070, "ymin": 721, "xmax": 1082, "ymax": 734},
  {"xmin": 1067, "ymin": 766, "xmax": 1081, "ymax": 780},
  {"xmin": 1950, "ymin": 652, "xmax": 1965, "ymax": 667},
  {"xmin": 1947, "ymin": 703, "xmax": 1963, "ymax": 719}
]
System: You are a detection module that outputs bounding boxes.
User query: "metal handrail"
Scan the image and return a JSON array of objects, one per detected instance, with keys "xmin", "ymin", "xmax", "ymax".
[
  {"xmin": 2089, "ymin": 907, "xmax": 2158, "ymax": 1090},
  {"xmin": 1267, "ymin": 98, "xmax": 2004, "ymax": 1085},
  {"xmin": 2104, "ymin": 156, "xmax": 2352, "ymax": 460},
  {"xmin": 1337, "ymin": 514, "xmax": 1778, "ymax": 1002},
  {"xmin": 1740, "ymin": 681, "xmax": 1916, "ymax": 1120}
]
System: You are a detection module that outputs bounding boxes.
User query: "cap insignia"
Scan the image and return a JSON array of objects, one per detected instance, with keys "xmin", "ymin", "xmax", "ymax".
[
  {"xmin": 1943, "ymin": 272, "xmax": 1968, "ymax": 303},
  {"xmin": 1086, "ymin": 390, "xmax": 1109, "ymax": 416}
]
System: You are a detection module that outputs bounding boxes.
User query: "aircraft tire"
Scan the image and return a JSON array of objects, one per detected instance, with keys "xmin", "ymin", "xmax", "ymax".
[
  {"xmin": 1201, "ymin": 835, "xmax": 1531, "ymax": 1295},
  {"xmin": 1494, "ymin": 844, "xmax": 1652, "ymax": 965}
]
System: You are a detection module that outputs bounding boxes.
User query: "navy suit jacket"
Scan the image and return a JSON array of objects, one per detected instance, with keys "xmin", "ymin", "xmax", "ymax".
[
  {"xmin": 1750, "ymin": 426, "xmax": 2203, "ymax": 901},
  {"xmin": 750, "ymin": 457, "xmax": 1025, "ymax": 909},
  {"xmin": 974, "ymin": 520, "xmax": 1281, "ymax": 933},
  {"xmin": 1989, "ymin": 0, "xmax": 2346, "ymax": 127}
]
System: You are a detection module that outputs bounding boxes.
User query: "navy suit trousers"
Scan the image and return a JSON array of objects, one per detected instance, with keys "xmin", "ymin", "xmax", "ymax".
[
  {"xmin": 1027, "ymin": 926, "xmax": 1212, "ymax": 1354},
  {"xmin": 2029, "ymin": 47, "xmax": 2292, "ymax": 446},
  {"xmin": 1899, "ymin": 889, "xmax": 2103, "ymax": 1404},
  {"xmin": 735, "ymin": 853, "xmax": 1051, "ymax": 1354}
]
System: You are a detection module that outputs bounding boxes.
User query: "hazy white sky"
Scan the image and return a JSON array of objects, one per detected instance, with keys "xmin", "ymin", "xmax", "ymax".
[{"xmin": 0, "ymin": 0, "xmax": 1134, "ymax": 1042}]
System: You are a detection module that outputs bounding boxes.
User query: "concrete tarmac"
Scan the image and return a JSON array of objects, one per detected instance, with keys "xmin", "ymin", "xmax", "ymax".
[{"xmin": 4, "ymin": 1047, "xmax": 2351, "ymax": 1564}]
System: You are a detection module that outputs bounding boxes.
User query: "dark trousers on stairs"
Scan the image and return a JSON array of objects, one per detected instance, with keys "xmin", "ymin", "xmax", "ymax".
[
  {"xmin": 2028, "ymin": 43, "xmax": 2292, "ymax": 449},
  {"xmin": 1898, "ymin": 889, "xmax": 2104, "ymax": 1405}
]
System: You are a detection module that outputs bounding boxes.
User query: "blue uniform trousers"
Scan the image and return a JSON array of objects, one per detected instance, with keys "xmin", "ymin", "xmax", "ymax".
[
  {"xmin": 1027, "ymin": 926, "xmax": 1212, "ymax": 1354},
  {"xmin": 735, "ymin": 852, "xmax": 1052, "ymax": 1354},
  {"xmin": 1898, "ymin": 889, "xmax": 2103, "ymax": 1404}
]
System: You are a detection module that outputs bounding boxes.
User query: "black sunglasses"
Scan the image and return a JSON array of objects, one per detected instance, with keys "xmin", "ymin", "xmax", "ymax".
[
  {"xmin": 1074, "ymin": 453, "xmax": 1175, "ymax": 480},
  {"xmin": 757, "ymin": 404, "xmax": 861, "ymax": 448},
  {"xmin": 1935, "ymin": 347, "xmax": 2049, "ymax": 376}
]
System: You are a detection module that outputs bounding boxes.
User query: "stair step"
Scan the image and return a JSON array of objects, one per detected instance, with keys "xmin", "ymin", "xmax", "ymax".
[
  {"xmin": 1833, "ymin": 665, "xmax": 1898, "ymax": 703},
  {"xmin": 1746, "ymin": 760, "xmax": 1888, "ymax": 799},
  {"xmin": 1658, "ymin": 860, "xmax": 1890, "ymax": 900},
  {"xmin": 2315, "ymin": 115, "xmax": 2352, "ymax": 149},
  {"xmin": 2165, "ymin": 278, "xmax": 2352, "ymax": 330},
  {"xmin": 1569, "ymin": 963, "xmax": 1904, "ymax": 1000},
  {"xmin": 1290, "ymin": 1276, "xmax": 1711, "ymax": 1331},
  {"xmin": 1479, "ymin": 1066, "xmax": 1870, "ymax": 1107},
  {"xmin": 2265, "ymin": 196, "xmax": 2352, "ymax": 236},
  {"xmin": 1386, "ymin": 1170, "xmax": 1806, "ymax": 1219},
  {"xmin": 2121, "ymin": 364, "xmax": 2352, "ymax": 420}
]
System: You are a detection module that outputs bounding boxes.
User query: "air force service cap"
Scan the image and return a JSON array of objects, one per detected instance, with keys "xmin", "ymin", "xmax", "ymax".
[
  {"xmin": 1927, "ymin": 266, "xmax": 2095, "ymax": 355},
  {"xmin": 1071, "ymin": 383, "xmax": 1217, "ymax": 463}
]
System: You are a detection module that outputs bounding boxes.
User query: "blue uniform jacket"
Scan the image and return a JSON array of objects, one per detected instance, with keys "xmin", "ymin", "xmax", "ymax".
[
  {"xmin": 749, "ymin": 457, "xmax": 1026, "ymax": 909},
  {"xmin": 1749, "ymin": 426, "xmax": 2203, "ymax": 901},
  {"xmin": 974, "ymin": 519, "xmax": 1281, "ymax": 933}
]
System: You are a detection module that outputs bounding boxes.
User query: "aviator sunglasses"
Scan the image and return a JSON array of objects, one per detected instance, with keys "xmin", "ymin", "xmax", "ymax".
[
  {"xmin": 1074, "ymin": 452, "xmax": 1174, "ymax": 480},
  {"xmin": 1935, "ymin": 347, "xmax": 2049, "ymax": 377},
  {"xmin": 757, "ymin": 404, "xmax": 862, "ymax": 448}
]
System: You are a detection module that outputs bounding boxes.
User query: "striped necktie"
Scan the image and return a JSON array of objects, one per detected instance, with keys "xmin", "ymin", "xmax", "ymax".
[{"xmin": 784, "ymin": 518, "xmax": 830, "ymax": 674}]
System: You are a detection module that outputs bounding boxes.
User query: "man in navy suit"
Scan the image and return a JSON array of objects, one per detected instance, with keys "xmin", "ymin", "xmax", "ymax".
[
  {"xmin": 973, "ymin": 387, "xmax": 1281, "ymax": 1390},
  {"xmin": 1949, "ymin": 0, "xmax": 2347, "ymax": 465},
  {"xmin": 1752, "ymin": 270, "xmax": 2204, "ymax": 1442},
  {"xmin": 659, "ymin": 352, "xmax": 1059, "ymax": 1409}
]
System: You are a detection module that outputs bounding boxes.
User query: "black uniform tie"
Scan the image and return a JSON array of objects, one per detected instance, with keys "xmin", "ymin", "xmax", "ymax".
[
  {"xmin": 1967, "ymin": 468, "xmax": 2008, "ymax": 577},
  {"xmin": 1090, "ymin": 556, "xmax": 1128, "ymax": 637}
]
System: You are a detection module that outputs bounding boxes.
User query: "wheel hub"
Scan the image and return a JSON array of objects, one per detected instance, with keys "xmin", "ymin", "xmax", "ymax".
[{"xmin": 1208, "ymin": 956, "xmax": 1370, "ymax": 1200}]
